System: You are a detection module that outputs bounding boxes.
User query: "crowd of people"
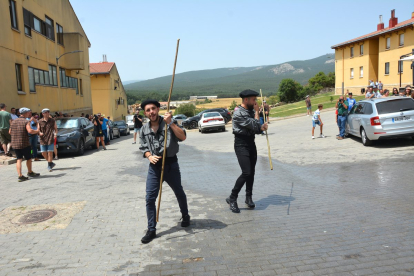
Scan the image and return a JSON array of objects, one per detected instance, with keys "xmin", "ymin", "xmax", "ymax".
[
  {"xmin": 365, "ymin": 82, "xmax": 413, "ymax": 99},
  {"xmin": 0, "ymin": 102, "xmax": 120, "ymax": 181}
]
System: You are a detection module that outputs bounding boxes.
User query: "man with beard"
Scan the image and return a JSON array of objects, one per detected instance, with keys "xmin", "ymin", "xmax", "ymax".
[
  {"xmin": 139, "ymin": 99, "xmax": 190, "ymax": 244},
  {"xmin": 226, "ymin": 90, "xmax": 268, "ymax": 213}
]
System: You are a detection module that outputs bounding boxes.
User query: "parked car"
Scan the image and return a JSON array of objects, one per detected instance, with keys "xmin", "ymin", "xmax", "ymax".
[
  {"xmin": 115, "ymin": 121, "xmax": 131, "ymax": 135},
  {"xmin": 182, "ymin": 108, "xmax": 232, "ymax": 129},
  {"xmin": 126, "ymin": 115, "xmax": 134, "ymax": 129},
  {"xmin": 108, "ymin": 120, "xmax": 120, "ymax": 139},
  {"xmin": 38, "ymin": 117, "xmax": 95, "ymax": 155},
  {"xmin": 173, "ymin": 114, "xmax": 187, "ymax": 126},
  {"xmin": 198, "ymin": 112, "xmax": 225, "ymax": 133},
  {"xmin": 346, "ymin": 97, "xmax": 414, "ymax": 146}
]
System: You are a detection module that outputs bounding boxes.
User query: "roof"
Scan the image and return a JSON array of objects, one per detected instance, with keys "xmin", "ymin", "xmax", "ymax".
[
  {"xmin": 89, "ymin": 62, "xmax": 115, "ymax": 74},
  {"xmin": 331, "ymin": 17, "xmax": 414, "ymax": 49}
]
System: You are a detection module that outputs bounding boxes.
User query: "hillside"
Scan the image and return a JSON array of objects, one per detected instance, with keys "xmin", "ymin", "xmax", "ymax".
[{"xmin": 125, "ymin": 54, "xmax": 334, "ymax": 99}]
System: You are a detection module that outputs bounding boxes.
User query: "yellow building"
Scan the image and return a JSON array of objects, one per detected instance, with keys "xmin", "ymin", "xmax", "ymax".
[
  {"xmin": 0, "ymin": 0, "xmax": 92, "ymax": 115},
  {"xmin": 332, "ymin": 10, "xmax": 414, "ymax": 95},
  {"xmin": 90, "ymin": 60, "xmax": 127, "ymax": 121}
]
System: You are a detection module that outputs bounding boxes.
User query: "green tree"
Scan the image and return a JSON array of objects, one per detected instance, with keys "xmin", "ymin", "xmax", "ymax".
[
  {"xmin": 278, "ymin": 79, "xmax": 303, "ymax": 102},
  {"xmin": 229, "ymin": 100, "xmax": 237, "ymax": 110},
  {"xmin": 267, "ymin": 95, "xmax": 278, "ymax": 105},
  {"xmin": 330, "ymin": 96, "xmax": 334, "ymax": 103},
  {"xmin": 174, "ymin": 103, "xmax": 196, "ymax": 117}
]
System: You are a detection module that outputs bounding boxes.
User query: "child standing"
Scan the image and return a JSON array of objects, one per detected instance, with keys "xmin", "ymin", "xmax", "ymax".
[{"xmin": 312, "ymin": 104, "xmax": 325, "ymax": 139}]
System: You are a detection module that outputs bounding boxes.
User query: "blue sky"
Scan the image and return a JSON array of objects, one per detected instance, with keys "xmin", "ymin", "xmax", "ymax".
[{"xmin": 70, "ymin": 0, "xmax": 414, "ymax": 82}]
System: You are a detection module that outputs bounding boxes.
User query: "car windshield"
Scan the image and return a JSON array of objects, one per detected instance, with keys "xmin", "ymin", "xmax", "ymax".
[
  {"xmin": 115, "ymin": 121, "xmax": 126, "ymax": 126},
  {"xmin": 204, "ymin": 112, "xmax": 221, "ymax": 118},
  {"xmin": 56, "ymin": 119, "xmax": 79, "ymax": 129},
  {"xmin": 376, "ymin": 99, "xmax": 414, "ymax": 115}
]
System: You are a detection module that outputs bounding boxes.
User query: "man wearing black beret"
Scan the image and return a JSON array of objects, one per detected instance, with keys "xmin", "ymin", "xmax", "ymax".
[
  {"xmin": 226, "ymin": 89, "xmax": 268, "ymax": 213},
  {"xmin": 139, "ymin": 99, "xmax": 190, "ymax": 243}
]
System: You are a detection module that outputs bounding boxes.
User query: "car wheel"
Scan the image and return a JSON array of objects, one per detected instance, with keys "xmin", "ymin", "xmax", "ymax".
[
  {"xmin": 190, "ymin": 121, "xmax": 197, "ymax": 129},
  {"xmin": 77, "ymin": 139, "xmax": 85, "ymax": 155},
  {"xmin": 199, "ymin": 127, "xmax": 201, "ymax": 132},
  {"xmin": 200, "ymin": 128, "xmax": 204, "ymax": 133},
  {"xmin": 110, "ymin": 131, "xmax": 113, "ymax": 140},
  {"xmin": 361, "ymin": 128, "xmax": 373, "ymax": 146}
]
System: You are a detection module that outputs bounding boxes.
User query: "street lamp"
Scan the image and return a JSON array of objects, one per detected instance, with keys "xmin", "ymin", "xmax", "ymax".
[{"xmin": 56, "ymin": 50, "xmax": 83, "ymax": 65}]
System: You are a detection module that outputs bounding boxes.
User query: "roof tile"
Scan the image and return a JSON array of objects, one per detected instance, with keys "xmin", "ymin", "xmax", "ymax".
[{"xmin": 90, "ymin": 62, "xmax": 114, "ymax": 74}]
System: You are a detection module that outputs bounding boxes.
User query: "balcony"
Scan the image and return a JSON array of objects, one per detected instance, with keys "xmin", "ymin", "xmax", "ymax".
[{"xmin": 57, "ymin": 33, "xmax": 86, "ymax": 70}]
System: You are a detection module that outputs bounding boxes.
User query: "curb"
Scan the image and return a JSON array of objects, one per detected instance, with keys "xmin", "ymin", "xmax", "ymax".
[{"xmin": 1, "ymin": 158, "xmax": 17, "ymax": 165}]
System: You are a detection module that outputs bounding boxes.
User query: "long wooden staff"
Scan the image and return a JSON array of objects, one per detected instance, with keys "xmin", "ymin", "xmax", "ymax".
[
  {"xmin": 157, "ymin": 39, "xmax": 180, "ymax": 222},
  {"xmin": 260, "ymin": 89, "xmax": 273, "ymax": 170}
]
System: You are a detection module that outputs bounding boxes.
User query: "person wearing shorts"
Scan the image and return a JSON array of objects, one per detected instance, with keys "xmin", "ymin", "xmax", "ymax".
[
  {"xmin": 305, "ymin": 95, "xmax": 312, "ymax": 116},
  {"xmin": 39, "ymin": 108, "xmax": 57, "ymax": 172},
  {"xmin": 9, "ymin": 108, "xmax": 40, "ymax": 182},
  {"xmin": 0, "ymin": 103, "xmax": 12, "ymax": 156},
  {"xmin": 311, "ymin": 104, "xmax": 324, "ymax": 139}
]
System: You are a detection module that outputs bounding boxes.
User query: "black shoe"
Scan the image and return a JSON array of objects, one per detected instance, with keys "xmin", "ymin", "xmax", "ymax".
[
  {"xmin": 18, "ymin": 176, "xmax": 29, "ymax": 182},
  {"xmin": 181, "ymin": 215, "xmax": 190, "ymax": 227},
  {"xmin": 226, "ymin": 197, "xmax": 240, "ymax": 213},
  {"xmin": 27, "ymin": 171, "xmax": 40, "ymax": 177},
  {"xmin": 245, "ymin": 196, "xmax": 256, "ymax": 208},
  {"xmin": 50, "ymin": 162, "xmax": 56, "ymax": 169},
  {"xmin": 141, "ymin": 230, "xmax": 156, "ymax": 244}
]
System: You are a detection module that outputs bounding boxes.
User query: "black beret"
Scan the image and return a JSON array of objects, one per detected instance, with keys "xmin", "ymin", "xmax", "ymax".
[
  {"xmin": 141, "ymin": 99, "xmax": 160, "ymax": 110},
  {"xmin": 239, "ymin": 89, "xmax": 259, "ymax": 98}
]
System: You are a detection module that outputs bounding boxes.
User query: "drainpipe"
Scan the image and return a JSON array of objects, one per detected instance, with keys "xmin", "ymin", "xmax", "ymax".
[{"xmin": 342, "ymin": 48, "xmax": 345, "ymax": 96}]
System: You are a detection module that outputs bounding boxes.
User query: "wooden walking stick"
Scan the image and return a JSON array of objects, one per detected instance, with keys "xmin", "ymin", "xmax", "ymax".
[
  {"xmin": 260, "ymin": 89, "xmax": 273, "ymax": 170},
  {"xmin": 156, "ymin": 39, "xmax": 180, "ymax": 222}
]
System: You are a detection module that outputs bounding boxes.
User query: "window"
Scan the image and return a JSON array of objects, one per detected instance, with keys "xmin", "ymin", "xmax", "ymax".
[
  {"xmin": 29, "ymin": 66, "xmax": 58, "ymax": 90},
  {"xmin": 15, "ymin": 64, "xmax": 22, "ymax": 91},
  {"xmin": 385, "ymin": 62, "xmax": 390, "ymax": 75},
  {"xmin": 360, "ymin": 66, "xmax": 363, "ymax": 77},
  {"xmin": 360, "ymin": 44, "xmax": 364, "ymax": 55},
  {"xmin": 399, "ymin": 34, "xmax": 404, "ymax": 46},
  {"xmin": 23, "ymin": 8, "xmax": 31, "ymax": 36},
  {"xmin": 350, "ymin": 68, "xmax": 354, "ymax": 78},
  {"xmin": 350, "ymin": 47, "xmax": 354, "ymax": 58},
  {"xmin": 59, "ymin": 67, "xmax": 78, "ymax": 91},
  {"xmin": 398, "ymin": 61, "xmax": 403, "ymax": 73},
  {"xmin": 45, "ymin": 16, "xmax": 54, "ymax": 40},
  {"xmin": 386, "ymin": 37, "xmax": 390, "ymax": 49},
  {"xmin": 48, "ymin": 65, "xmax": 57, "ymax": 86},
  {"xmin": 28, "ymin": 67, "xmax": 35, "ymax": 92},
  {"xmin": 56, "ymin": 23, "xmax": 64, "ymax": 45},
  {"xmin": 9, "ymin": 0, "xmax": 18, "ymax": 30},
  {"xmin": 33, "ymin": 17, "xmax": 42, "ymax": 33}
]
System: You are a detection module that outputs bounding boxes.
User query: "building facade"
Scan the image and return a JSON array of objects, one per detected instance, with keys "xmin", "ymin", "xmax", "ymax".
[
  {"xmin": 332, "ymin": 10, "xmax": 414, "ymax": 95},
  {"xmin": 0, "ymin": 0, "xmax": 92, "ymax": 115},
  {"xmin": 90, "ymin": 61, "xmax": 127, "ymax": 121}
]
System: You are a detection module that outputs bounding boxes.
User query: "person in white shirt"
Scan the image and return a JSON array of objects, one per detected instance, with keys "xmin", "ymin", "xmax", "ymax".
[
  {"xmin": 311, "ymin": 104, "xmax": 325, "ymax": 139},
  {"xmin": 365, "ymin": 86, "xmax": 375, "ymax": 99},
  {"xmin": 10, "ymin": 107, "xmax": 18, "ymax": 120}
]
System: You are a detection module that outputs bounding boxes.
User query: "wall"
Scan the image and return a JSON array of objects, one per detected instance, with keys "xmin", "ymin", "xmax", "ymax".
[{"xmin": 0, "ymin": 0, "xmax": 92, "ymax": 116}]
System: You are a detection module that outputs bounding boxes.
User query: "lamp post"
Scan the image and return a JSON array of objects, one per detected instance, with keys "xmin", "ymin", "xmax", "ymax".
[{"xmin": 56, "ymin": 50, "xmax": 83, "ymax": 65}]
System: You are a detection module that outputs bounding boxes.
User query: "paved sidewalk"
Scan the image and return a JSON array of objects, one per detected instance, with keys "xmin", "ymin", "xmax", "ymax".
[{"xmin": 0, "ymin": 113, "xmax": 413, "ymax": 276}]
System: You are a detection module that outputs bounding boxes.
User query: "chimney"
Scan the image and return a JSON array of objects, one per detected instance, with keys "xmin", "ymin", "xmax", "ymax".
[
  {"xmin": 412, "ymin": 11, "xmax": 414, "ymax": 18},
  {"xmin": 389, "ymin": 9, "xmax": 398, "ymax": 28},
  {"xmin": 377, "ymin": 15, "xmax": 384, "ymax": 31}
]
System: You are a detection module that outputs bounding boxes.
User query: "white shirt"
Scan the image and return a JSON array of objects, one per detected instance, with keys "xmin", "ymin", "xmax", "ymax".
[
  {"xmin": 11, "ymin": 114, "xmax": 18, "ymax": 120},
  {"xmin": 312, "ymin": 109, "xmax": 320, "ymax": 121}
]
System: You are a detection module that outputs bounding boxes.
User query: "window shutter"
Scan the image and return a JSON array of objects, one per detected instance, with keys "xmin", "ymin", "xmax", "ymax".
[
  {"xmin": 29, "ymin": 12, "xmax": 34, "ymax": 29},
  {"xmin": 23, "ymin": 8, "xmax": 30, "ymax": 26}
]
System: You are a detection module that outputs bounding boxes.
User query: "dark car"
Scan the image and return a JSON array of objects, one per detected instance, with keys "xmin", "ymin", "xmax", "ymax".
[
  {"xmin": 108, "ymin": 120, "xmax": 120, "ymax": 139},
  {"xmin": 114, "ymin": 121, "xmax": 130, "ymax": 135},
  {"xmin": 182, "ymin": 108, "xmax": 232, "ymax": 129},
  {"xmin": 37, "ymin": 117, "xmax": 95, "ymax": 156}
]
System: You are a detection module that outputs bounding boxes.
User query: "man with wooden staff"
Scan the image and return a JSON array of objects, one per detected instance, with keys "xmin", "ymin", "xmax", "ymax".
[
  {"xmin": 139, "ymin": 99, "xmax": 190, "ymax": 244},
  {"xmin": 226, "ymin": 89, "xmax": 268, "ymax": 213}
]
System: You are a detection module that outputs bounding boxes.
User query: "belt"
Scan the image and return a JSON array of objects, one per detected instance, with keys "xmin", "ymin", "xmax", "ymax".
[{"xmin": 338, "ymin": 114, "xmax": 347, "ymax": 117}]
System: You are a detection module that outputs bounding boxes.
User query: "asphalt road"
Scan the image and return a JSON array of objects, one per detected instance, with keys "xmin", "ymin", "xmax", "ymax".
[{"xmin": 0, "ymin": 111, "xmax": 413, "ymax": 276}]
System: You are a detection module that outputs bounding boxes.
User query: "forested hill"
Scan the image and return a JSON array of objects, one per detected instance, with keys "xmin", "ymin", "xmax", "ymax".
[{"xmin": 125, "ymin": 54, "xmax": 334, "ymax": 100}]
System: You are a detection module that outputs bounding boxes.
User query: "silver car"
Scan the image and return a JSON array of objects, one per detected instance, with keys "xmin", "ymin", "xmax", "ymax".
[{"xmin": 346, "ymin": 97, "xmax": 414, "ymax": 146}]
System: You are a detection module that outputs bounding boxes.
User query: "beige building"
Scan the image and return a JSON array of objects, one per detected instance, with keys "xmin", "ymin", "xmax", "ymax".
[
  {"xmin": 90, "ymin": 60, "xmax": 127, "ymax": 121},
  {"xmin": 0, "ymin": 0, "xmax": 92, "ymax": 115},
  {"xmin": 332, "ymin": 10, "xmax": 414, "ymax": 95}
]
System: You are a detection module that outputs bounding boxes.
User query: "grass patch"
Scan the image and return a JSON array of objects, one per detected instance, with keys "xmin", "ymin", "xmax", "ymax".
[{"xmin": 269, "ymin": 93, "xmax": 365, "ymax": 118}]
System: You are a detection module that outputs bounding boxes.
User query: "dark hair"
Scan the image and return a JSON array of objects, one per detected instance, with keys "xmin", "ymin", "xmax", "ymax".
[
  {"xmin": 85, "ymin": 114, "xmax": 89, "ymax": 119},
  {"xmin": 0, "ymin": 103, "xmax": 5, "ymax": 109},
  {"xmin": 384, "ymin": 89, "xmax": 389, "ymax": 94},
  {"xmin": 393, "ymin": 87, "xmax": 398, "ymax": 92},
  {"xmin": 11, "ymin": 107, "xmax": 15, "ymax": 110}
]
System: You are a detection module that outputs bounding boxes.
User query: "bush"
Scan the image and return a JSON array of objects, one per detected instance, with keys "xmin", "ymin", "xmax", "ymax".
[
  {"xmin": 174, "ymin": 103, "xmax": 196, "ymax": 117},
  {"xmin": 278, "ymin": 79, "xmax": 303, "ymax": 102},
  {"xmin": 267, "ymin": 95, "xmax": 278, "ymax": 105},
  {"xmin": 229, "ymin": 100, "xmax": 238, "ymax": 110}
]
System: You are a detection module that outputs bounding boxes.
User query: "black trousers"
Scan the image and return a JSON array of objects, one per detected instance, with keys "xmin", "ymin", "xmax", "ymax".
[{"xmin": 230, "ymin": 144, "xmax": 257, "ymax": 200}]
